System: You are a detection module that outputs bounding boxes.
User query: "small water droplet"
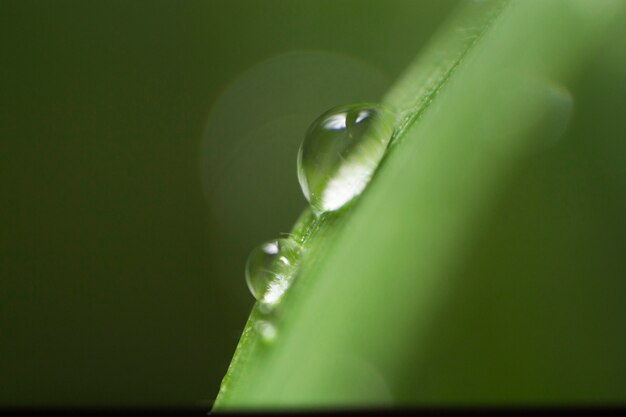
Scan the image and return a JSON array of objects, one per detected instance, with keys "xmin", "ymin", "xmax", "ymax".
[
  {"xmin": 297, "ymin": 103, "xmax": 395, "ymax": 214},
  {"xmin": 254, "ymin": 320, "xmax": 277, "ymax": 343},
  {"xmin": 245, "ymin": 238, "xmax": 300, "ymax": 304}
]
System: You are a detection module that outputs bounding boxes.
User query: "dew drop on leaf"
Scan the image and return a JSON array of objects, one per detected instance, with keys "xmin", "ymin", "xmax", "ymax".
[
  {"xmin": 297, "ymin": 103, "xmax": 395, "ymax": 214},
  {"xmin": 245, "ymin": 238, "xmax": 300, "ymax": 304}
]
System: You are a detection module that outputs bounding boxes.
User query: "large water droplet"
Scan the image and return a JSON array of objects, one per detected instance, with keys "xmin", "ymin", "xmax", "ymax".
[
  {"xmin": 245, "ymin": 238, "xmax": 300, "ymax": 304},
  {"xmin": 297, "ymin": 103, "xmax": 394, "ymax": 214}
]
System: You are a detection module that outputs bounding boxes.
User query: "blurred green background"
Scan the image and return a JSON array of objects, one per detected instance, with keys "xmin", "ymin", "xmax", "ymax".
[
  {"xmin": 1, "ymin": 0, "xmax": 625, "ymax": 408},
  {"xmin": 0, "ymin": 0, "xmax": 458, "ymax": 407}
]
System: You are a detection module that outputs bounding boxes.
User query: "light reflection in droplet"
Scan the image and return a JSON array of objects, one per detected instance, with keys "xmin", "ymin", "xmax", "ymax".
[{"xmin": 323, "ymin": 113, "xmax": 348, "ymax": 130}]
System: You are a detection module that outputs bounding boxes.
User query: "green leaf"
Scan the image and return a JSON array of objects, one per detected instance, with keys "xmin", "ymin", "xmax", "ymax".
[{"xmin": 214, "ymin": 0, "xmax": 622, "ymax": 409}]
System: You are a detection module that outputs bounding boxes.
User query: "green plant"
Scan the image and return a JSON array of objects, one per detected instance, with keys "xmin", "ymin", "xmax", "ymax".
[{"xmin": 214, "ymin": 0, "xmax": 623, "ymax": 409}]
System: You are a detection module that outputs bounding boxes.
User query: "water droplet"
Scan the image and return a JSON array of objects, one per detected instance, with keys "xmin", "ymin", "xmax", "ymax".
[
  {"xmin": 254, "ymin": 320, "xmax": 277, "ymax": 343},
  {"xmin": 297, "ymin": 103, "xmax": 394, "ymax": 214},
  {"xmin": 245, "ymin": 238, "xmax": 300, "ymax": 304}
]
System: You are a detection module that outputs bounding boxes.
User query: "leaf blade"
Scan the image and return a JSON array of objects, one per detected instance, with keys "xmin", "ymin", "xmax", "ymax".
[{"xmin": 214, "ymin": 0, "xmax": 621, "ymax": 409}]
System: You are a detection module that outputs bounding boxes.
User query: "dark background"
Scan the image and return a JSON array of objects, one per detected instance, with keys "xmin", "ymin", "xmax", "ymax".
[{"xmin": 0, "ymin": 0, "xmax": 460, "ymax": 406}]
